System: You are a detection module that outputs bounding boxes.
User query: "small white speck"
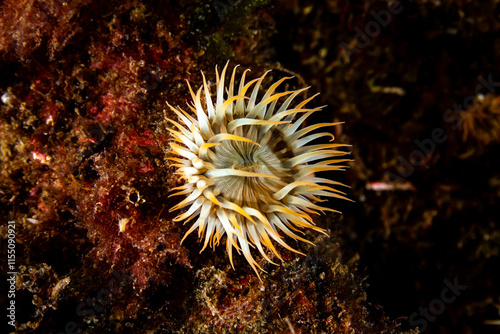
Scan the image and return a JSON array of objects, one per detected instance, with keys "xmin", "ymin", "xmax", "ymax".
[{"xmin": 1, "ymin": 91, "xmax": 14, "ymax": 106}]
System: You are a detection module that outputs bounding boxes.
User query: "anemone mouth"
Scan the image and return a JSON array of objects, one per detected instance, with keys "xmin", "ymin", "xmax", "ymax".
[
  {"xmin": 210, "ymin": 126, "xmax": 293, "ymax": 208},
  {"xmin": 166, "ymin": 62, "xmax": 351, "ymax": 279}
]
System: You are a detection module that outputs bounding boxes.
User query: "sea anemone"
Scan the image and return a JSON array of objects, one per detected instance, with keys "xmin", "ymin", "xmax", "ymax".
[{"xmin": 166, "ymin": 63, "xmax": 351, "ymax": 278}]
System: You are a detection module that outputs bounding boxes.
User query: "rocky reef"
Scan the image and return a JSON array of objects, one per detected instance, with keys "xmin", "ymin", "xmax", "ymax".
[{"xmin": 1, "ymin": 0, "xmax": 499, "ymax": 333}]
